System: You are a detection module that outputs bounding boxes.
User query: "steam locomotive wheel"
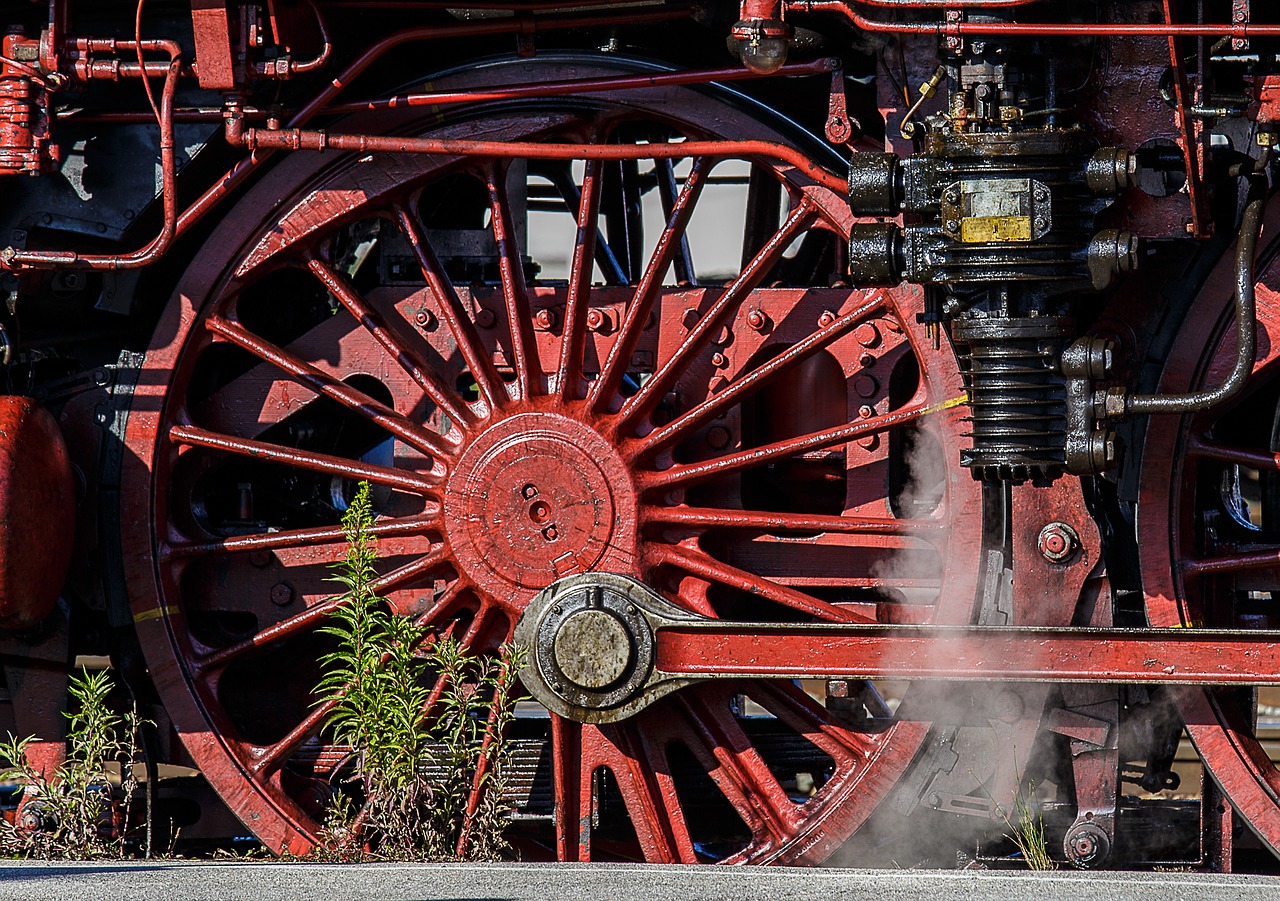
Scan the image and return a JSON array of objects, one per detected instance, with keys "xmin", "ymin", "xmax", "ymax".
[
  {"xmin": 1139, "ymin": 199, "xmax": 1280, "ymax": 854},
  {"xmin": 121, "ymin": 58, "xmax": 981, "ymax": 860}
]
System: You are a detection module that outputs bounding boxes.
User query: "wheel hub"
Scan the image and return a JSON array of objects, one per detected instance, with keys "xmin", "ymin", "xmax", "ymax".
[
  {"xmin": 554, "ymin": 609, "xmax": 633, "ymax": 690},
  {"xmin": 443, "ymin": 412, "xmax": 637, "ymax": 601}
]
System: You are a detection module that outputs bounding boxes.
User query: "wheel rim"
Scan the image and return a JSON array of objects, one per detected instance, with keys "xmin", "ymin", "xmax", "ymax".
[
  {"xmin": 1139, "ymin": 197, "xmax": 1280, "ymax": 854},
  {"xmin": 122, "ymin": 57, "xmax": 982, "ymax": 861}
]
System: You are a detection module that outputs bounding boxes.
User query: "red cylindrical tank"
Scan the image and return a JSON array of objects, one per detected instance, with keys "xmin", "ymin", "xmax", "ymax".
[{"xmin": 0, "ymin": 396, "xmax": 74, "ymax": 629}]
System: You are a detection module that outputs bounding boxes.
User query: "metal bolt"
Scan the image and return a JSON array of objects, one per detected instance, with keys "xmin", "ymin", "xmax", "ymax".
[
  {"xmin": 858, "ymin": 405, "xmax": 874, "ymax": 418},
  {"xmin": 542, "ymin": 525, "xmax": 559, "ymax": 541},
  {"xmin": 706, "ymin": 426, "xmax": 731, "ymax": 449},
  {"xmin": 746, "ymin": 309, "xmax": 769, "ymax": 331},
  {"xmin": 522, "ymin": 483, "xmax": 539, "ymax": 499},
  {"xmin": 475, "ymin": 308, "xmax": 497, "ymax": 329},
  {"xmin": 855, "ymin": 322, "xmax": 881, "ymax": 348},
  {"xmin": 681, "ymin": 308, "xmax": 700, "ymax": 329},
  {"xmin": 534, "ymin": 308, "xmax": 557, "ymax": 331},
  {"xmin": 859, "ymin": 352, "xmax": 876, "ymax": 368},
  {"xmin": 711, "ymin": 352, "xmax": 728, "ymax": 368},
  {"xmin": 415, "ymin": 309, "xmax": 435, "ymax": 329},
  {"xmin": 270, "ymin": 583, "xmax": 294, "ymax": 606},
  {"xmin": 586, "ymin": 308, "xmax": 606, "ymax": 331},
  {"xmin": 944, "ymin": 188, "xmax": 960, "ymax": 204},
  {"xmin": 945, "ymin": 219, "xmax": 960, "ymax": 232},
  {"xmin": 1037, "ymin": 521, "xmax": 1080, "ymax": 563},
  {"xmin": 818, "ymin": 310, "xmax": 836, "ymax": 327},
  {"xmin": 854, "ymin": 375, "xmax": 879, "ymax": 398}
]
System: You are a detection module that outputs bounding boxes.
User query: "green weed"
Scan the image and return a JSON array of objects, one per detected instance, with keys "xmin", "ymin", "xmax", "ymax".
[
  {"xmin": 314, "ymin": 481, "xmax": 525, "ymax": 861},
  {"xmin": 1002, "ymin": 780, "xmax": 1055, "ymax": 871},
  {"xmin": 0, "ymin": 668, "xmax": 142, "ymax": 858}
]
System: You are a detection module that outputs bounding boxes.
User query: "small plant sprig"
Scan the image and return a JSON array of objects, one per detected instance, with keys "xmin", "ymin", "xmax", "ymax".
[
  {"xmin": 315, "ymin": 481, "xmax": 526, "ymax": 861},
  {"xmin": 1002, "ymin": 779, "xmax": 1055, "ymax": 871},
  {"xmin": 0, "ymin": 668, "xmax": 143, "ymax": 859}
]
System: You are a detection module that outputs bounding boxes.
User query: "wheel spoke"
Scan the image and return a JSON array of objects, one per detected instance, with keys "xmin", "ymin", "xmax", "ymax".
[
  {"xmin": 676, "ymin": 689, "xmax": 799, "ymax": 846},
  {"xmin": 643, "ymin": 505, "xmax": 944, "ymax": 540},
  {"xmin": 639, "ymin": 402, "xmax": 928, "ymax": 491},
  {"xmin": 557, "ymin": 158, "xmax": 604, "ymax": 402},
  {"xmin": 551, "ymin": 716, "xmax": 587, "ymax": 861},
  {"xmin": 410, "ymin": 579, "xmax": 468, "ymax": 631},
  {"xmin": 161, "ymin": 511, "xmax": 440, "ymax": 561},
  {"xmin": 589, "ymin": 157, "xmax": 710, "ymax": 412},
  {"xmin": 655, "ymin": 158, "xmax": 695, "ymax": 286},
  {"xmin": 250, "ymin": 697, "xmax": 337, "ymax": 778},
  {"xmin": 1187, "ymin": 435, "xmax": 1280, "ymax": 471},
  {"xmin": 630, "ymin": 719, "xmax": 699, "ymax": 863},
  {"xmin": 368, "ymin": 547, "xmax": 450, "ymax": 595},
  {"xmin": 547, "ymin": 163, "xmax": 627, "ymax": 286},
  {"xmin": 206, "ymin": 315, "xmax": 459, "ymax": 461},
  {"xmin": 631, "ymin": 293, "xmax": 889, "ymax": 457},
  {"xmin": 195, "ymin": 544, "xmax": 448, "ymax": 672},
  {"xmin": 750, "ymin": 680, "xmax": 871, "ymax": 765},
  {"xmin": 395, "ymin": 204, "xmax": 507, "ymax": 414},
  {"xmin": 613, "ymin": 197, "xmax": 817, "ymax": 435},
  {"xmin": 649, "ymin": 543, "xmax": 878, "ymax": 623},
  {"xmin": 456, "ymin": 666, "xmax": 510, "ymax": 857},
  {"xmin": 168, "ymin": 423, "xmax": 440, "ymax": 496},
  {"xmin": 1183, "ymin": 547, "xmax": 1280, "ymax": 575},
  {"xmin": 600, "ymin": 722, "xmax": 688, "ymax": 862},
  {"xmin": 486, "ymin": 162, "xmax": 541, "ymax": 400},
  {"xmin": 305, "ymin": 257, "xmax": 472, "ymax": 428}
]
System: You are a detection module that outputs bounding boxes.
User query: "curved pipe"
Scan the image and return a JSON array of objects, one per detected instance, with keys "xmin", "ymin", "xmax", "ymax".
[
  {"xmin": 0, "ymin": 39, "xmax": 181, "ymax": 271},
  {"xmin": 253, "ymin": 0, "xmax": 333, "ymax": 78},
  {"xmin": 224, "ymin": 126, "xmax": 850, "ymax": 194},
  {"xmin": 175, "ymin": 5, "xmax": 692, "ymax": 239},
  {"xmin": 1125, "ymin": 186, "xmax": 1266, "ymax": 416}
]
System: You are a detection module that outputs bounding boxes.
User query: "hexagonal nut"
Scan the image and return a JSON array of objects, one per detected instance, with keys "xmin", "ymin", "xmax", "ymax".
[{"xmin": 1037, "ymin": 522, "xmax": 1080, "ymax": 564}]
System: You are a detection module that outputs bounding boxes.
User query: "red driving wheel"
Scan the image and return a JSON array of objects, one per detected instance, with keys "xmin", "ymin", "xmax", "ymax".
[
  {"xmin": 1140, "ymin": 197, "xmax": 1280, "ymax": 854},
  {"xmin": 122, "ymin": 57, "xmax": 982, "ymax": 861}
]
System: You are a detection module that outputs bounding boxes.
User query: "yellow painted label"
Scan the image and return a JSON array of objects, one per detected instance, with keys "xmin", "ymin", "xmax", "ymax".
[{"xmin": 960, "ymin": 215, "xmax": 1033, "ymax": 243}]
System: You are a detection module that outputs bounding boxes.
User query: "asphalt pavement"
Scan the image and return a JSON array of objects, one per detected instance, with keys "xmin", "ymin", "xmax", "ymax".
[{"xmin": 0, "ymin": 862, "xmax": 1276, "ymax": 901}]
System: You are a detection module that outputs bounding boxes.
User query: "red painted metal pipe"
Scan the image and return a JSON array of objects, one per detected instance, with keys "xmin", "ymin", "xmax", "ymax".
[
  {"xmin": 853, "ymin": 0, "xmax": 1039, "ymax": 6},
  {"xmin": 175, "ymin": 5, "xmax": 693, "ymax": 242},
  {"xmin": 791, "ymin": 0, "xmax": 1280, "ymax": 37},
  {"xmin": 225, "ymin": 124, "xmax": 850, "ymax": 194},
  {"xmin": 0, "ymin": 39, "xmax": 181, "ymax": 271},
  {"xmin": 324, "ymin": 58, "xmax": 837, "ymax": 115}
]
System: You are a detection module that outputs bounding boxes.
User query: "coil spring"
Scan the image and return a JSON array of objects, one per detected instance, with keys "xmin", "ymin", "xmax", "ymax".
[{"xmin": 953, "ymin": 316, "xmax": 1073, "ymax": 484}]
